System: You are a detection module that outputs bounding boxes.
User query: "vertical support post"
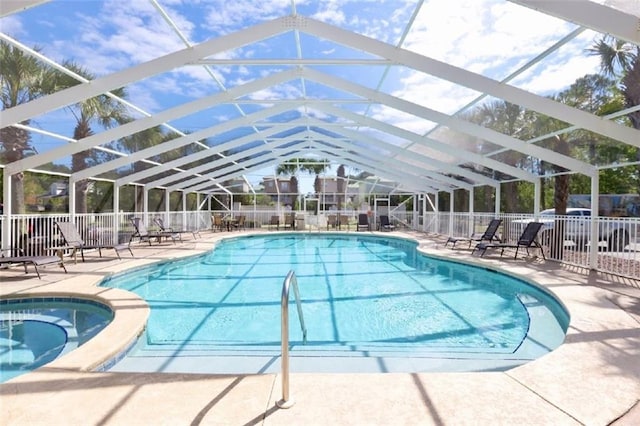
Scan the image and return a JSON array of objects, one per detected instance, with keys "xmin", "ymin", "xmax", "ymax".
[
  {"xmin": 2, "ymin": 172, "xmax": 12, "ymax": 251},
  {"xmin": 143, "ymin": 187, "xmax": 149, "ymax": 224},
  {"xmin": 494, "ymin": 184, "xmax": 501, "ymax": 217},
  {"xmin": 413, "ymin": 194, "xmax": 418, "ymax": 231},
  {"xmin": 113, "ymin": 183, "xmax": 120, "ymax": 244},
  {"xmin": 69, "ymin": 177, "xmax": 76, "ymax": 223},
  {"xmin": 589, "ymin": 174, "xmax": 599, "ymax": 270},
  {"xmin": 449, "ymin": 191, "xmax": 454, "ymax": 236},
  {"xmin": 422, "ymin": 192, "xmax": 429, "ymax": 232},
  {"xmin": 196, "ymin": 192, "xmax": 201, "ymax": 230},
  {"xmin": 164, "ymin": 188, "xmax": 170, "ymax": 224},
  {"xmin": 468, "ymin": 187, "xmax": 474, "ymax": 235},
  {"xmin": 182, "ymin": 191, "xmax": 187, "ymax": 229},
  {"xmin": 533, "ymin": 178, "xmax": 541, "ymax": 215},
  {"xmin": 435, "ymin": 192, "xmax": 440, "ymax": 234}
]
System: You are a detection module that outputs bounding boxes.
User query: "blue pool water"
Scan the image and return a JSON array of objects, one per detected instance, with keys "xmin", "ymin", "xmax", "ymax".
[
  {"xmin": 102, "ymin": 234, "xmax": 569, "ymax": 373},
  {"xmin": 0, "ymin": 298, "xmax": 113, "ymax": 383}
]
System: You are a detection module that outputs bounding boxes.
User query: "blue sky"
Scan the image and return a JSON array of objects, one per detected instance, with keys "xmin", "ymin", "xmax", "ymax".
[{"xmin": 1, "ymin": 0, "xmax": 605, "ymax": 193}]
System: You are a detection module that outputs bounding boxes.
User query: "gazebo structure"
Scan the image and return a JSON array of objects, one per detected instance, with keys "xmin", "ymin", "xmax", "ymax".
[{"xmin": 1, "ymin": 0, "xmax": 640, "ymax": 275}]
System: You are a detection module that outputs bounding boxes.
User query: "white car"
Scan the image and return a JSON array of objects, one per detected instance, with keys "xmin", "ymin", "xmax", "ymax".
[{"xmin": 516, "ymin": 208, "xmax": 631, "ymax": 251}]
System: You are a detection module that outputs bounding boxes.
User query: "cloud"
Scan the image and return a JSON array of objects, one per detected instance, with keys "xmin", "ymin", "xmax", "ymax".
[
  {"xmin": 202, "ymin": 0, "xmax": 294, "ymax": 34},
  {"xmin": 0, "ymin": 15, "xmax": 24, "ymax": 37},
  {"xmin": 372, "ymin": 0, "xmax": 603, "ymax": 135}
]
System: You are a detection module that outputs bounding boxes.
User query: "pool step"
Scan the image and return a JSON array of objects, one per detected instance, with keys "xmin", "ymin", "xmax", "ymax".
[
  {"xmin": 109, "ymin": 348, "xmax": 534, "ymax": 374},
  {"xmin": 108, "ymin": 340, "xmax": 538, "ymax": 374}
]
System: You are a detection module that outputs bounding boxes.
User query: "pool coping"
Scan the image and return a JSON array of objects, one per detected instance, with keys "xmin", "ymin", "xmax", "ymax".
[{"xmin": 1, "ymin": 229, "xmax": 639, "ymax": 425}]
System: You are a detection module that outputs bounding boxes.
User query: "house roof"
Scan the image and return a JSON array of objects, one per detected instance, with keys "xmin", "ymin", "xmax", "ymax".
[{"xmin": 1, "ymin": 0, "xmax": 639, "ymax": 197}]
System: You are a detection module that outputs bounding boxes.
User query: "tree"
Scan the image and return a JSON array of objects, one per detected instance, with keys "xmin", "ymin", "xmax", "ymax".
[
  {"xmin": 276, "ymin": 159, "xmax": 301, "ymax": 208},
  {"xmin": 588, "ymin": 36, "xmax": 640, "ymax": 130},
  {"xmin": 532, "ymin": 75, "xmax": 620, "ymax": 257},
  {"xmin": 588, "ymin": 36, "xmax": 640, "ymax": 192},
  {"xmin": 0, "ymin": 41, "xmax": 58, "ymax": 213},
  {"xmin": 289, "ymin": 175, "xmax": 299, "ymax": 209},
  {"xmin": 276, "ymin": 157, "xmax": 330, "ymax": 208},
  {"xmin": 467, "ymin": 101, "xmax": 537, "ymax": 212},
  {"xmin": 55, "ymin": 62, "xmax": 129, "ymax": 213},
  {"xmin": 117, "ymin": 125, "xmax": 168, "ymax": 212}
]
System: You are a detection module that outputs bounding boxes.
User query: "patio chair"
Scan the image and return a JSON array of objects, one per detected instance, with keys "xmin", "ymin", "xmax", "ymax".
[
  {"xmin": 232, "ymin": 215, "xmax": 246, "ymax": 230},
  {"xmin": 472, "ymin": 221, "xmax": 545, "ymax": 260},
  {"xmin": 378, "ymin": 215, "xmax": 395, "ymax": 231},
  {"xmin": 357, "ymin": 213, "xmax": 370, "ymax": 231},
  {"xmin": 211, "ymin": 214, "xmax": 225, "ymax": 232},
  {"xmin": 1, "ymin": 248, "xmax": 67, "ymax": 279},
  {"xmin": 129, "ymin": 217, "xmax": 178, "ymax": 245},
  {"xmin": 55, "ymin": 221, "xmax": 133, "ymax": 261},
  {"xmin": 284, "ymin": 212, "xmax": 295, "ymax": 230},
  {"xmin": 269, "ymin": 215, "xmax": 280, "ymax": 230},
  {"xmin": 445, "ymin": 218, "xmax": 502, "ymax": 249},
  {"xmin": 339, "ymin": 214, "xmax": 349, "ymax": 231},
  {"xmin": 327, "ymin": 214, "xmax": 338, "ymax": 230},
  {"xmin": 153, "ymin": 217, "xmax": 200, "ymax": 240}
]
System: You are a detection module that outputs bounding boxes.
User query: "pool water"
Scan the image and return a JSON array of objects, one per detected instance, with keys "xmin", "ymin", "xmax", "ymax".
[
  {"xmin": 0, "ymin": 299, "xmax": 113, "ymax": 383},
  {"xmin": 102, "ymin": 234, "xmax": 569, "ymax": 373}
]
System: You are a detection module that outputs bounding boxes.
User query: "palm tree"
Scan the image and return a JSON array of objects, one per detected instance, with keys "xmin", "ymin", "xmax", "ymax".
[
  {"xmin": 275, "ymin": 160, "xmax": 299, "ymax": 176},
  {"xmin": 0, "ymin": 41, "xmax": 58, "ymax": 213},
  {"xmin": 289, "ymin": 175, "xmax": 299, "ymax": 209},
  {"xmin": 276, "ymin": 158, "xmax": 330, "ymax": 208},
  {"xmin": 276, "ymin": 159, "xmax": 302, "ymax": 208},
  {"xmin": 55, "ymin": 62, "xmax": 129, "ymax": 213},
  {"xmin": 588, "ymin": 36, "xmax": 640, "ymax": 129},
  {"xmin": 589, "ymin": 36, "xmax": 640, "ymax": 192}
]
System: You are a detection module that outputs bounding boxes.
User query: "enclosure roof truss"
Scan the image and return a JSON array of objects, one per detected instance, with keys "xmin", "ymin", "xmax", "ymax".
[{"xmin": 1, "ymin": 0, "xmax": 639, "ymax": 197}]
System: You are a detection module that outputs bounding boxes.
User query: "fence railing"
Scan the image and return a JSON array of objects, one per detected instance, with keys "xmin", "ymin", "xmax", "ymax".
[
  {"xmin": 429, "ymin": 212, "xmax": 640, "ymax": 279},
  {"xmin": 2, "ymin": 210, "xmax": 639, "ymax": 279}
]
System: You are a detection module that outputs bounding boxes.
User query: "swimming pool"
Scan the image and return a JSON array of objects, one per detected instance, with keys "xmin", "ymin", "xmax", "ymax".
[
  {"xmin": 102, "ymin": 233, "xmax": 569, "ymax": 373},
  {"xmin": 0, "ymin": 298, "xmax": 113, "ymax": 383}
]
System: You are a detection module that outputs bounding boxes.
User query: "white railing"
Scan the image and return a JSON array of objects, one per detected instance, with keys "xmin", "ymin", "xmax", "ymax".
[
  {"xmin": 437, "ymin": 212, "xmax": 640, "ymax": 278},
  {"xmin": 2, "ymin": 210, "xmax": 639, "ymax": 278}
]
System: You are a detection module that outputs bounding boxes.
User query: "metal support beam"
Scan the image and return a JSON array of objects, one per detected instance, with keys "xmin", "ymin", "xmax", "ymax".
[
  {"xmin": 510, "ymin": 0, "xmax": 640, "ymax": 45},
  {"xmin": 1, "ymin": 16, "xmax": 291, "ymax": 128}
]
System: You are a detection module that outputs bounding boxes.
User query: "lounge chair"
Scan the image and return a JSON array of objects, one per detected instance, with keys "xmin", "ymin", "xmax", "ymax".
[
  {"xmin": 55, "ymin": 221, "xmax": 133, "ymax": 261},
  {"xmin": 1, "ymin": 248, "xmax": 67, "ymax": 279},
  {"xmin": 129, "ymin": 217, "xmax": 178, "ymax": 245},
  {"xmin": 153, "ymin": 217, "xmax": 201, "ymax": 240},
  {"xmin": 445, "ymin": 218, "xmax": 502, "ymax": 248},
  {"xmin": 472, "ymin": 221, "xmax": 545, "ymax": 259},
  {"xmin": 357, "ymin": 213, "xmax": 370, "ymax": 231},
  {"xmin": 378, "ymin": 215, "xmax": 395, "ymax": 231}
]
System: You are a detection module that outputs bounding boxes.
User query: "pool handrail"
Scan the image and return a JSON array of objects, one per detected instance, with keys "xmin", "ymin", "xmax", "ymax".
[{"xmin": 277, "ymin": 270, "xmax": 307, "ymax": 409}]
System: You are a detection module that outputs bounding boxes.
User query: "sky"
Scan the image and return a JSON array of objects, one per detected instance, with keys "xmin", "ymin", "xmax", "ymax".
[{"xmin": 0, "ymin": 0, "xmax": 608, "ymax": 194}]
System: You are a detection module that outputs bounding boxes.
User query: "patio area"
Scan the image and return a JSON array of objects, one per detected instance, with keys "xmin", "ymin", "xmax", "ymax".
[{"xmin": 1, "ymin": 229, "xmax": 639, "ymax": 425}]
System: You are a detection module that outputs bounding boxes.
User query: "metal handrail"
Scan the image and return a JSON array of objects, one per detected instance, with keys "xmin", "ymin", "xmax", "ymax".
[{"xmin": 277, "ymin": 270, "xmax": 307, "ymax": 409}]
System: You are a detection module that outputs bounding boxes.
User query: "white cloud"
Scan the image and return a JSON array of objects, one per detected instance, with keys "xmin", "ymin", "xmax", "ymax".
[
  {"xmin": 374, "ymin": 0, "xmax": 603, "ymax": 135},
  {"xmin": 0, "ymin": 15, "xmax": 24, "ymax": 36},
  {"xmin": 203, "ymin": 0, "xmax": 294, "ymax": 34}
]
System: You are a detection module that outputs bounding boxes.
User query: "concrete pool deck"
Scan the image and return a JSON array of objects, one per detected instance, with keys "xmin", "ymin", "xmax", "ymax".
[{"xmin": 1, "ymin": 229, "xmax": 639, "ymax": 425}]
